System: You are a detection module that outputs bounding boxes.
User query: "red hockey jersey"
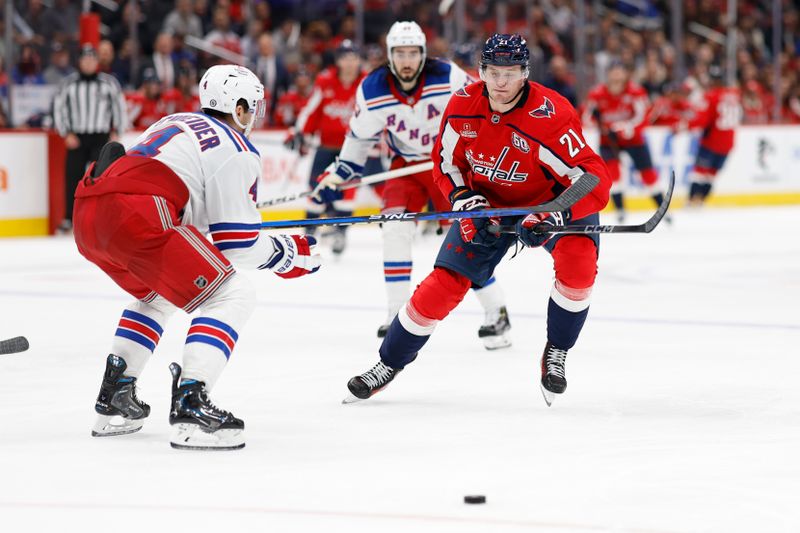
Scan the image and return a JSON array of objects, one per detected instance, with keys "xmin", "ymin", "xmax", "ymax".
[
  {"xmin": 296, "ymin": 66, "xmax": 365, "ymax": 148},
  {"xmin": 126, "ymin": 89, "xmax": 184, "ymax": 130},
  {"xmin": 273, "ymin": 89, "xmax": 311, "ymax": 127},
  {"xmin": 584, "ymin": 82, "xmax": 650, "ymax": 146},
  {"xmin": 690, "ymin": 87, "xmax": 742, "ymax": 153},
  {"xmin": 647, "ymin": 95, "xmax": 695, "ymax": 128},
  {"xmin": 433, "ymin": 82, "xmax": 611, "ymax": 220}
]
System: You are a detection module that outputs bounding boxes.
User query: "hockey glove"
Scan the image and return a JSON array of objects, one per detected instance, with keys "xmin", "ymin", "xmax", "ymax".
[
  {"xmin": 450, "ymin": 186, "xmax": 499, "ymax": 246},
  {"xmin": 515, "ymin": 211, "xmax": 570, "ymax": 248},
  {"xmin": 283, "ymin": 129, "xmax": 308, "ymax": 155},
  {"xmin": 312, "ymin": 159, "xmax": 362, "ymax": 205},
  {"xmin": 264, "ymin": 235, "xmax": 322, "ymax": 279}
]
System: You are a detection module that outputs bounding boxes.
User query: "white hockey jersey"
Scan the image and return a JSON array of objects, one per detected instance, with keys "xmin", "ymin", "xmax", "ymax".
[
  {"xmin": 337, "ymin": 59, "xmax": 470, "ymax": 174},
  {"xmin": 129, "ymin": 112, "xmax": 275, "ymax": 270}
]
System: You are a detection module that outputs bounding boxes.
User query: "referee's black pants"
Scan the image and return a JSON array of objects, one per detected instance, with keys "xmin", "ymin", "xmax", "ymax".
[{"xmin": 65, "ymin": 133, "xmax": 109, "ymax": 223}]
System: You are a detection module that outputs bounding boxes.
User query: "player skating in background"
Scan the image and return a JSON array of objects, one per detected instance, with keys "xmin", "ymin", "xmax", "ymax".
[
  {"xmin": 584, "ymin": 63, "xmax": 666, "ymax": 222},
  {"xmin": 315, "ymin": 21, "xmax": 512, "ymax": 349},
  {"xmin": 343, "ymin": 34, "xmax": 611, "ymax": 406},
  {"xmin": 686, "ymin": 65, "xmax": 742, "ymax": 207},
  {"xmin": 73, "ymin": 65, "xmax": 321, "ymax": 450},
  {"xmin": 285, "ymin": 40, "xmax": 366, "ymax": 255}
]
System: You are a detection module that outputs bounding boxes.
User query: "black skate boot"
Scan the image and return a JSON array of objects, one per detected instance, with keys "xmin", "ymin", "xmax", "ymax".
[
  {"xmin": 478, "ymin": 306, "xmax": 512, "ymax": 350},
  {"xmin": 92, "ymin": 354, "xmax": 150, "ymax": 437},
  {"xmin": 343, "ymin": 361, "xmax": 402, "ymax": 403},
  {"xmin": 168, "ymin": 363, "xmax": 245, "ymax": 450},
  {"xmin": 540, "ymin": 342, "xmax": 568, "ymax": 407}
]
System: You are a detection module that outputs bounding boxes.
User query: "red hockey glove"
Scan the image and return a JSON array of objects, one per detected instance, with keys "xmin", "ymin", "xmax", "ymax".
[
  {"xmin": 264, "ymin": 235, "xmax": 322, "ymax": 278},
  {"xmin": 450, "ymin": 187, "xmax": 499, "ymax": 246},
  {"xmin": 515, "ymin": 211, "xmax": 570, "ymax": 248}
]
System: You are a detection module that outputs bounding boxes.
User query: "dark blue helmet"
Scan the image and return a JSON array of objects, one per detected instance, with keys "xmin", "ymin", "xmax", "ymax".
[
  {"xmin": 335, "ymin": 39, "xmax": 361, "ymax": 58},
  {"xmin": 481, "ymin": 34, "xmax": 529, "ymax": 68}
]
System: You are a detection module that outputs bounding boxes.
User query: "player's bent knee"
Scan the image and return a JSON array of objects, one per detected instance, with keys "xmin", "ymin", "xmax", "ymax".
[
  {"xmin": 552, "ymin": 237, "xmax": 598, "ymax": 289},
  {"xmin": 201, "ymin": 273, "xmax": 257, "ymax": 323},
  {"xmin": 410, "ymin": 267, "xmax": 472, "ymax": 321},
  {"xmin": 640, "ymin": 168, "xmax": 659, "ymax": 186}
]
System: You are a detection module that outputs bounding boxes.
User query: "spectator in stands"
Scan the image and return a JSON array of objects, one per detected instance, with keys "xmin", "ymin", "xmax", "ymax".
[
  {"xmin": 204, "ymin": 6, "xmax": 243, "ymax": 59},
  {"xmin": 163, "ymin": 0, "xmax": 204, "ymax": 40},
  {"xmin": 273, "ymin": 18, "xmax": 302, "ymax": 59},
  {"xmin": 126, "ymin": 68, "xmax": 181, "ymax": 130},
  {"xmin": 254, "ymin": 33, "xmax": 290, "ymax": 122},
  {"xmin": 144, "ymin": 33, "xmax": 178, "ymax": 90},
  {"xmin": 174, "ymin": 66, "xmax": 201, "ymax": 113},
  {"xmin": 240, "ymin": 20, "xmax": 265, "ymax": 65},
  {"xmin": 638, "ymin": 49, "xmax": 668, "ymax": 97},
  {"xmin": 12, "ymin": 45, "xmax": 45, "ymax": 86},
  {"xmin": 542, "ymin": 55, "xmax": 577, "ymax": 106},
  {"xmin": 43, "ymin": 43, "xmax": 76, "ymax": 86}
]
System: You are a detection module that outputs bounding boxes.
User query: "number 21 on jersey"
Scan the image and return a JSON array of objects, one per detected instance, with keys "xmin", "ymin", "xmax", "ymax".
[{"xmin": 559, "ymin": 128, "xmax": 586, "ymax": 158}]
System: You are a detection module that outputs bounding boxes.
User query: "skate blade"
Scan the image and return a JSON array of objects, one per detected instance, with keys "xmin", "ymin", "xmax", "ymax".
[
  {"xmin": 170, "ymin": 423, "xmax": 245, "ymax": 451},
  {"xmin": 539, "ymin": 383, "xmax": 556, "ymax": 407},
  {"xmin": 481, "ymin": 333, "xmax": 512, "ymax": 351},
  {"xmin": 91, "ymin": 414, "xmax": 145, "ymax": 437},
  {"xmin": 342, "ymin": 393, "xmax": 366, "ymax": 404}
]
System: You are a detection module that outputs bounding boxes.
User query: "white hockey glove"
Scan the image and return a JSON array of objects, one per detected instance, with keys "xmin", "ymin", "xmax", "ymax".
[{"xmin": 262, "ymin": 235, "xmax": 322, "ymax": 279}]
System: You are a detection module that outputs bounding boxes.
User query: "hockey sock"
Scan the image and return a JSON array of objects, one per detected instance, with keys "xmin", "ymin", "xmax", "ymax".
[
  {"xmin": 111, "ymin": 296, "xmax": 176, "ymax": 378},
  {"xmin": 472, "ymin": 277, "xmax": 504, "ymax": 312},
  {"xmin": 548, "ymin": 238, "xmax": 596, "ymax": 350},
  {"xmin": 611, "ymin": 191, "xmax": 624, "ymax": 212},
  {"xmin": 699, "ymin": 182, "xmax": 713, "ymax": 200},
  {"xmin": 332, "ymin": 209, "xmax": 352, "ymax": 234},
  {"xmin": 382, "ymin": 220, "xmax": 416, "ymax": 321},
  {"xmin": 547, "ymin": 288, "xmax": 591, "ymax": 350},
  {"xmin": 181, "ymin": 274, "xmax": 255, "ymax": 390},
  {"xmin": 380, "ymin": 268, "xmax": 471, "ymax": 368}
]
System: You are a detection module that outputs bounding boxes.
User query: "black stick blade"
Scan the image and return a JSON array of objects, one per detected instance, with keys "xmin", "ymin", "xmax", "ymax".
[{"xmin": 0, "ymin": 336, "xmax": 29, "ymax": 355}]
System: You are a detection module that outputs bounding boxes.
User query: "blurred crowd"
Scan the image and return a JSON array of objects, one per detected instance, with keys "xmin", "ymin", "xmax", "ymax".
[{"xmin": 1, "ymin": 0, "xmax": 800, "ymax": 129}]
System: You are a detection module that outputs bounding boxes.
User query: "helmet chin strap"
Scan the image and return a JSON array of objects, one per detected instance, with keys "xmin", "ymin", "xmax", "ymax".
[{"xmin": 232, "ymin": 109, "xmax": 255, "ymax": 137}]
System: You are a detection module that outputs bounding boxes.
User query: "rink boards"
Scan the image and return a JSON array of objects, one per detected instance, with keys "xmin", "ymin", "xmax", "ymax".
[{"xmin": 1, "ymin": 125, "xmax": 800, "ymax": 236}]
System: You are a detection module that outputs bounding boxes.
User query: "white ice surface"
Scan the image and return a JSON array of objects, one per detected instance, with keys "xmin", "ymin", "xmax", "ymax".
[{"xmin": 0, "ymin": 206, "xmax": 798, "ymax": 533}]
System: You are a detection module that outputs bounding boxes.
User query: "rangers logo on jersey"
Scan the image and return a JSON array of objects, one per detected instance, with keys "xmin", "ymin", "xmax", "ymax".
[
  {"xmin": 530, "ymin": 96, "xmax": 555, "ymax": 119},
  {"xmin": 466, "ymin": 146, "xmax": 528, "ymax": 185}
]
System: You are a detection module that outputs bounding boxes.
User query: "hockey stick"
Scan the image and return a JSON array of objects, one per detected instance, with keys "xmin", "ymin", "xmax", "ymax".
[
  {"xmin": 260, "ymin": 173, "xmax": 599, "ymax": 229},
  {"xmin": 488, "ymin": 171, "xmax": 674, "ymax": 236},
  {"xmin": 256, "ymin": 161, "xmax": 434, "ymax": 208},
  {"xmin": 0, "ymin": 336, "xmax": 29, "ymax": 355}
]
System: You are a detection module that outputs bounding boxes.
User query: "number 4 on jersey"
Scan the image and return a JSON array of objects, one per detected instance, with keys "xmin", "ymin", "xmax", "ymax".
[
  {"xmin": 128, "ymin": 125, "xmax": 183, "ymax": 158},
  {"xmin": 559, "ymin": 128, "xmax": 586, "ymax": 158}
]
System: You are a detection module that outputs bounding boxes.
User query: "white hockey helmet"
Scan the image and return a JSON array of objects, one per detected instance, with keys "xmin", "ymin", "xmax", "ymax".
[
  {"xmin": 199, "ymin": 64, "xmax": 265, "ymax": 136},
  {"xmin": 386, "ymin": 21, "xmax": 426, "ymax": 80}
]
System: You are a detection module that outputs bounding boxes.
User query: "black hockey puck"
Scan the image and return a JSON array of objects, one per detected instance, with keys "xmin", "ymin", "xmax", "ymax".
[{"xmin": 464, "ymin": 495, "xmax": 486, "ymax": 504}]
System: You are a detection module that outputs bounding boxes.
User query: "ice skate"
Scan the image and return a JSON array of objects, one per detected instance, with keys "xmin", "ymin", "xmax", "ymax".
[
  {"xmin": 330, "ymin": 230, "xmax": 347, "ymax": 256},
  {"xmin": 478, "ymin": 306, "xmax": 512, "ymax": 350},
  {"xmin": 343, "ymin": 360, "xmax": 401, "ymax": 403},
  {"xmin": 168, "ymin": 363, "xmax": 244, "ymax": 450},
  {"xmin": 92, "ymin": 354, "xmax": 150, "ymax": 437},
  {"xmin": 540, "ymin": 342, "xmax": 568, "ymax": 407}
]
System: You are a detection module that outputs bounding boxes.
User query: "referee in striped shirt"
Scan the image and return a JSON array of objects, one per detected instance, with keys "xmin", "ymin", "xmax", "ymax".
[{"xmin": 53, "ymin": 44, "xmax": 127, "ymax": 232}]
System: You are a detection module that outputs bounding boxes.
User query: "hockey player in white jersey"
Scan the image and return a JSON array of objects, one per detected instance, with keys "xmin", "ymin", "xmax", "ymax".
[
  {"xmin": 315, "ymin": 21, "xmax": 512, "ymax": 349},
  {"xmin": 73, "ymin": 65, "xmax": 321, "ymax": 450}
]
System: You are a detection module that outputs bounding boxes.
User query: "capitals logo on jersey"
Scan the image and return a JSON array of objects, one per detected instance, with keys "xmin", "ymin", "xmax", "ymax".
[
  {"xmin": 466, "ymin": 146, "xmax": 528, "ymax": 185},
  {"xmin": 529, "ymin": 96, "xmax": 556, "ymax": 119}
]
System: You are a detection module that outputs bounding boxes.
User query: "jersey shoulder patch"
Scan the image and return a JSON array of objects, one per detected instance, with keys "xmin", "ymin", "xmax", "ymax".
[
  {"xmin": 423, "ymin": 58, "xmax": 453, "ymax": 86},
  {"xmin": 360, "ymin": 67, "xmax": 392, "ymax": 101}
]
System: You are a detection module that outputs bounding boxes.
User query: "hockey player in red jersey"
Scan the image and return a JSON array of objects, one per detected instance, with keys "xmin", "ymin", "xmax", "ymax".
[
  {"xmin": 273, "ymin": 68, "xmax": 313, "ymax": 128},
  {"xmin": 584, "ymin": 63, "xmax": 665, "ymax": 221},
  {"xmin": 686, "ymin": 66, "xmax": 742, "ymax": 206},
  {"xmin": 285, "ymin": 41, "xmax": 366, "ymax": 254},
  {"xmin": 342, "ymin": 34, "xmax": 611, "ymax": 406},
  {"xmin": 74, "ymin": 65, "xmax": 321, "ymax": 450},
  {"xmin": 647, "ymin": 82, "xmax": 695, "ymax": 129},
  {"xmin": 314, "ymin": 21, "xmax": 512, "ymax": 349}
]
